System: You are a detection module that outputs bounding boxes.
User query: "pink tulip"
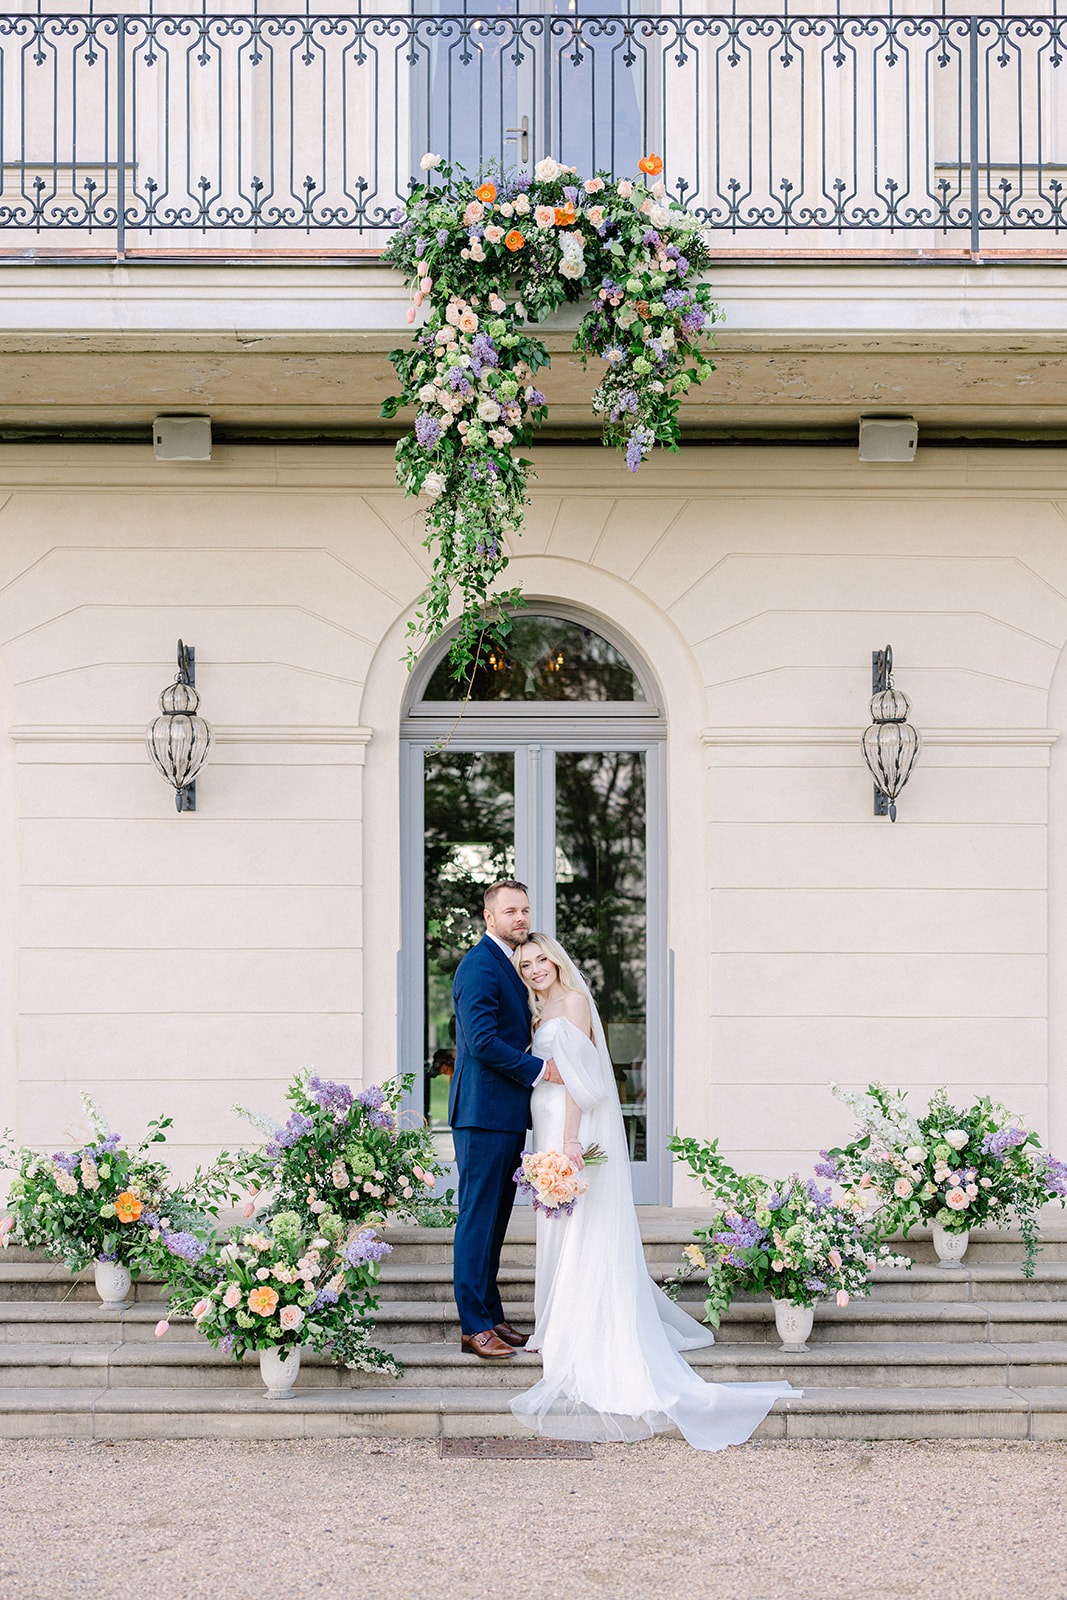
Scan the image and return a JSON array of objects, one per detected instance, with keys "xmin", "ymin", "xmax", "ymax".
[
  {"xmin": 405, "ymin": 307, "xmax": 416, "ymax": 325},
  {"xmin": 836, "ymin": 1290, "xmax": 850, "ymax": 1308},
  {"xmin": 0, "ymin": 1216, "xmax": 15, "ymax": 1239},
  {"xmin": 828, "ymin": 1248, "xmax": 842, "ymax": 1270},
  {"xmin": 241, "ymin": 1200, "xmax": 255, "ymax": 1219},
  {"xmin": 154, "ymin": 1319, "xmax": 169, "ymax": 1339},
  {"xmin": 858, "ymin": 1172, "xmax": 872, "ymax": 1189},
  {"xmin": 414, "ymin": 291, "xmax": 424, "ymax": 308}
]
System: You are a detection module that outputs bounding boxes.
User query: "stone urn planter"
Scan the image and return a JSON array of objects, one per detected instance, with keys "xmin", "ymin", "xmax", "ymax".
[
  {"xmin": 772, "ymin": 1298, "xmax": 814, "ymax": 1352},
  {"xmin": 259, "ymin": 1344, "xmax": 302, "ymax": 1399},
  {"xmin": 932, "ymin": 1224, "xmax": 970, "ymax": 1270},
  {"xmin": 93, "ymin": 1259, "xmax": 132, "ymax": 1307}
]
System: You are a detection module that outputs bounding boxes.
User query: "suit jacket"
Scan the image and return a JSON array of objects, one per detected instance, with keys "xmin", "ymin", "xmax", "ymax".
[{"xmin": 448, "ymin": 935, "xmax": 544, "ymax": 1132}]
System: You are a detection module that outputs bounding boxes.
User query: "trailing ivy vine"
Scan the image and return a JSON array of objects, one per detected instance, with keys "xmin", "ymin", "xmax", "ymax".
[{"xmin": 381, "ymin": 152, "xmax": 718, "ymax": 679}]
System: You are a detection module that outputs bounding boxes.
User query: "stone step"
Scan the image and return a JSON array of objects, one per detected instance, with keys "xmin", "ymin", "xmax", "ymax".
[
  {"xmin": 6, "ymin": 1336, "xmax": 1067, "ymax": 1392},
  {"xmin": 1, "ymin": 1382, "xmax": 1065, "ymax": 1441},
  {"xmin": 1, "ymin": 1294, "xmax": 1066, "ymax": 1346},
  {"xmin": 375, "ymin": 1259, "xmax": 1067, "ymax": 1305}
]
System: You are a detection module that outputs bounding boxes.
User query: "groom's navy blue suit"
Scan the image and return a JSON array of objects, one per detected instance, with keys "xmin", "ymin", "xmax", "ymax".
[{"xmin": 450, "ymin": 934, "xmax": 544, "ymax": 1335}]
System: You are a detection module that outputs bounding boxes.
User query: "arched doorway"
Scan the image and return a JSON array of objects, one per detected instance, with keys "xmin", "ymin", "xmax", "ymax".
[{"xmin": 400, "ymin": 605, "xmax": 670, "ymax": 1201}]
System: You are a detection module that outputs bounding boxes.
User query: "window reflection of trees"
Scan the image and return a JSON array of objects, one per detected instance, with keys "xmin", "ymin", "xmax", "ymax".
[{"xmin": 423, "ymin": 614, "xmax": 644, "ymax": 703}]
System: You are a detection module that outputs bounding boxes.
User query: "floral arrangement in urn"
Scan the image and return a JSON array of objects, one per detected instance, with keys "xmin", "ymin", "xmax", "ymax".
[
  {"xmin": 0, "ymin": 1096, "xmax": 177, "ymax": 1276},
  {"xmin": 381, "ymin": 152, "xmax": 718, "ymax": 677},
  {"xmin": 234, "ymin": 1072, "xmax": 449, "ymax": 1232},
  {"xmin": 822, "ymin": 1082, "xmax": 1067, "ymax": 1274},
  {"xmin": 668, "ymin": 1136, "xmax": 909, "ymax": 1329},
  {"xmin": 161, "ymin": 1207, "xmax": 400, "ymax": 1379}
]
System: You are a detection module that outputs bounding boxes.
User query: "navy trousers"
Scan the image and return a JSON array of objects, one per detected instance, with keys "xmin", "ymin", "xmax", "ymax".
[{"xmin": 452, "ymin": 1126, "xmax": 527, "ymax": 1335}]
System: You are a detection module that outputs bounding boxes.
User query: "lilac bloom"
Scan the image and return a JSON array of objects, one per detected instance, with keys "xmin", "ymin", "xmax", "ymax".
[
  {"xmin": 52, "ymin": 1151, "xmax": 80, "ymax": 1174},
  {"xmin": 311, "ymin": 1287, "xmax": 340, "ymax": 1311},
  {"xmin": 344, "ymin": 1232, "xmax": 393, "ymax": 1268},
  {"xmin": 414, "ymin": 413, "xmax": 441, "ymax": 449},
  {"xmin": 527, "ymin": 388, "xmax": 546, "ymax": 406},
  {"xmin": 307, "ymin": 1076, "xmax": 354, "ymax": 1113},
  {"xmin": 625, "ymin": 426, "xmax": 653, "ymax": 472},
  {"xmin": 435, "ymin": 228, "xmax": 449, "ymax": 248}
]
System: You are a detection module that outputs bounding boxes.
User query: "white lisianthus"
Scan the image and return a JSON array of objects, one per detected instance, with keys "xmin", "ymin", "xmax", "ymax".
[
  {"xmin": 420, "ymin": 152, "xmax": 441, "ymax": 171},
  {"xmin": 534, "ymin": 156, "xmax": 561, "ymax": 182},
  {"xmin": 423, "ymin": 470, "xmax": 447, "ymax": 500},
  {"xmin": 944, "ymin": 1130, "xmax": 969, "ymax": 1151}
]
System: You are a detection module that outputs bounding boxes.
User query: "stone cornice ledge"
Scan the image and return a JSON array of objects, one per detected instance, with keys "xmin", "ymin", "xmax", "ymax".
[
  {"xmin": 9, "ymin": 723, "xmax": 373, "ymax": 746},
  {"xmin": 701, "ymin": 726, "xmax": 1060, "ymax": 747}
]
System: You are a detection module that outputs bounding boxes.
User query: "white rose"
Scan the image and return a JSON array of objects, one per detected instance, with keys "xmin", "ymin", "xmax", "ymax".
[
  {"xmin": 534, "ymin": 157, "xmax": 561, "ymax": 182},
  {"xmin": 417, "ymin": 384, "xmax": 436, "ymax": 404},
  {"xmin": 419, "ymin": 152, "xmax": 441, "ymax": 171},
  {"xmin": 423, "ymin": 470, "xmax": 447, "ymax": 500},
  {"xmin": 944, "ymin": 1130, "xmax": 969, "ymax": 1151},
  {"xmin": 477, "ymin": 397, "xmax": 501, "ymax": 423},
  {"xmin": 905, "ymin": 1146, "xmax": 927, "ymax": 1164},
  {"xmin": 649, "ymin": 204, "xmax": 673, "ymax": 228},
  {"xmin": 513, "ymin": 193, "xmax": 531, "ymax": 215}
]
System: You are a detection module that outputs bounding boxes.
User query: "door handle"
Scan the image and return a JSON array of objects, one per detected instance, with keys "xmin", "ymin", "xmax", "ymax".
[{"xmin": 505, "ymin": 115, "xmax": 530, "ymax": 165}]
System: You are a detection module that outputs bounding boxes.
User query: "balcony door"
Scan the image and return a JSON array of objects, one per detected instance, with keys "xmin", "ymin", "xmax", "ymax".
[
  {"xmin": 400, "ymin": 608, "xmax": 669, "ymax": 1202},
  {"xmin": 412, "ymin": 0, "xmax": 648, "ymax": 181}
]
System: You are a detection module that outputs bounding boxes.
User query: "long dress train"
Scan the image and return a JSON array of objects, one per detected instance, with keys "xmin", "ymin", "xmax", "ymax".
[{"xmin": 509, "ymin": 1013, "xmax": 794, "ymax": 1450}]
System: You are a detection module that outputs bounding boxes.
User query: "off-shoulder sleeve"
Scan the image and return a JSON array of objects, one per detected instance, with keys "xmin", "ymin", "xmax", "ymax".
[{"xmin": 550, "ymin": 1017, "xmax": 612, "ymax": 1112}]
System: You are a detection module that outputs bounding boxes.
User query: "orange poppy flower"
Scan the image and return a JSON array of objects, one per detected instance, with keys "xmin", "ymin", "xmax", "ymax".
[
  {"xmin": 554, "ymin": 203, "xmax": 576, "ymax": 226},
  {"xmin": 504, "ymin": 230, "xmax": 525, "ymax": 252},
  {"xmin": 114, "ymin": 1191, "xmax": 143, "ymax": 1224},
  {"xmin": 248, "ymin": 1286, "xmax": 280, "ymax": 1316},
  {"xmin": 638, "ymin": 153, "xmax": 664, "ymax": 176},
  {"xmin": 475, "ymin": 182, "xmax": 497, "ymax": 204}
]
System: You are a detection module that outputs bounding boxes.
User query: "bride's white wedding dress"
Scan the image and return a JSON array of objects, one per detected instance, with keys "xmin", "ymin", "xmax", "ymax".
[{"xmin": 510, "ymin": 1012, "xmax": 794, "ymax": 1450}]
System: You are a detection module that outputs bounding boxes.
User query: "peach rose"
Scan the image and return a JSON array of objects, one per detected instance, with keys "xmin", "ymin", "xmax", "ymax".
[
  {"xmin": 484, "ymin": 225, "xmax": 504, "ymax": 244},
  {"xmin": 584, "ymin": 177, "xmax": 605, "ymax": 193},
  {"xmin": 223, "ymin": 1283, "xmax": 242, "ymax": 1309},
  {"xmin": 533, "ymin": 205, "xmax": 556, "ymax": 229},
  {"xmin": 587, "ymin": 206, "xmax": 605, "ymax": 227},
  {"xmin": 458, "ymin": 310, "xmax": 479, "ymax": 333},
  {"xmin": 462, "ymin": 200, "xmax": 484, "ymax": 225}
]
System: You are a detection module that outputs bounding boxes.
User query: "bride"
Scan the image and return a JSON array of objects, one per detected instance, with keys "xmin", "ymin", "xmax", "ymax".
[{"xmin": 510, "ymin": 932, "xmax": 794, "ymax": 1450}]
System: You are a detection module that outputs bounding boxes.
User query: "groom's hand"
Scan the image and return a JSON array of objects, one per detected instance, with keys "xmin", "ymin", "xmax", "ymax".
[{"xmin": 542, "ymin": 1058, "xmax": 564, "ymax": 1085}]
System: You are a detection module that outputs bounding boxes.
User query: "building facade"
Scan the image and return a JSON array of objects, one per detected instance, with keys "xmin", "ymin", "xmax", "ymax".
[{"xmin": 1, "ymin": 3, "xmax": 1066, "ymax": 1203}]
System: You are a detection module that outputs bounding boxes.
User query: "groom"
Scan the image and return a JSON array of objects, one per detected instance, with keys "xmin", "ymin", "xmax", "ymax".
[{"xmin": 449, "ymin": 879, "xmax": 562, "ymax": 1359}]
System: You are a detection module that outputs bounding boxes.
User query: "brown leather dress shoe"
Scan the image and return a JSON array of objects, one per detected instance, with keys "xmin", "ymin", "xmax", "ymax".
[
  {"xmin": 461, "ymin": 1329, "xmax": 515, "ymax": 1359},
  {"xmin": 493, "ymin": 1321, "xmax": 529, "ymax": 1347}
]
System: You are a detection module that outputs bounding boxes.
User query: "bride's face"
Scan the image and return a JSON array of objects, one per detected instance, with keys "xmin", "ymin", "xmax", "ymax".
[{"xmin": 517, "ymin": 943, "xmax": 559, "ymax": 996}]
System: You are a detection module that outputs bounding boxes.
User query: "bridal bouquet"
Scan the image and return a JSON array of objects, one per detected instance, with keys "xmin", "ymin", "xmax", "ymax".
[
  {"xmin": 514, "ymin": 1145, "xmax": 606, "ymax": 1218},
  {"xmin": 822, "ymin": 1081, "xmax": 1067, "ymax": 1274}
]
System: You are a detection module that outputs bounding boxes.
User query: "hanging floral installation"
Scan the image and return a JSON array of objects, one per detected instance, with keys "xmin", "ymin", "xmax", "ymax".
[{"xmin": 381, "ymin": 152, "xmax": 719, "ymax": 679}]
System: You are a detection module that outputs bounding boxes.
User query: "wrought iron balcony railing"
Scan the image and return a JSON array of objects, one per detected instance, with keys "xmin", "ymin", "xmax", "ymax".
[{"xmin": 1, "ymin": 9, "xmax": 1066, "ymax": 258}]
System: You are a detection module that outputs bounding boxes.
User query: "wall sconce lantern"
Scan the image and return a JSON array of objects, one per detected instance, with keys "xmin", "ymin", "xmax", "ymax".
[
  {"xmin": 146, "ymin": 640, "xmax": 213, "ymax": 812},
  {"xmin": 862, "ymin": 645, "xmax": 920, "ymax": 822}
]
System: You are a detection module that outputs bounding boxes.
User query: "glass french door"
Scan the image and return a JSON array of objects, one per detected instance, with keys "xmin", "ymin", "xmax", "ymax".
[
  {"xmin": 412, "ymin": 0, "xmax": 648, "ymax": 183},
  {"xmin": 402, "ymin": 735, "xmax": 667, "ymax": 1202}
]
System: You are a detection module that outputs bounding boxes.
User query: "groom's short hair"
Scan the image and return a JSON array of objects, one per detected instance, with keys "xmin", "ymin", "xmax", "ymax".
[{"xmin": 483, "ymin": 879, "xmax": 529, "ymax": 911}]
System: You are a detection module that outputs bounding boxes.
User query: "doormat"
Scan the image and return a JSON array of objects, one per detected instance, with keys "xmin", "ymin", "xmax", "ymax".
[{"xmin": 439, "ymin": 1438, "xmax": 593, "ymax": 1460}]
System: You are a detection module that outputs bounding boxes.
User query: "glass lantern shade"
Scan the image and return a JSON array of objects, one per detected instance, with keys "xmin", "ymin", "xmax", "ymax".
[
  {"xmin": 868, "ymin": 685, "xmax": 912, "ymax": 723},
  {"xmin": 146, "ymin": 679, "xmax": 213, "ymax": 804},
  {"xmin": 862, "ymin": 719, "xmax": 920, "ymax": 820}
]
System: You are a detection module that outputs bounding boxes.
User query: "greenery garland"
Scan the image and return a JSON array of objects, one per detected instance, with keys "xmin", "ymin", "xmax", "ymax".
[{"xmin": 381, "ymin": 152, "xmax": 719, "ymax": 678}]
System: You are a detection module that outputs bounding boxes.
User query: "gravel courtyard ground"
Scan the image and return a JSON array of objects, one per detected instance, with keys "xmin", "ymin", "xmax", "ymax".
[{"xmin": 1, "ymin": 1437, "xmax": 1065, "ymax": 1600}]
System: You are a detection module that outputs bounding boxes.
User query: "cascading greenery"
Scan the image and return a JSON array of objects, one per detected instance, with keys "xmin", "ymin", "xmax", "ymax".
[{"xmin": 381, "ymin": 151, "xmax": 719, "ymax": 680}]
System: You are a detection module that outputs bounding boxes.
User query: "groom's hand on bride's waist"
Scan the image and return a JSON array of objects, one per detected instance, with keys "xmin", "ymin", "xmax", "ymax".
[{"xmin": 542, "ymin": 1058, "xmax": 564, "ymax": 1085}]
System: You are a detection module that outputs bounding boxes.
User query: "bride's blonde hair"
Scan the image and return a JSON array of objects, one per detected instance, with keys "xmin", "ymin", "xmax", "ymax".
[{"xmin": 514, "ymin": 932, "xmax": 582, "ymax": 1027}]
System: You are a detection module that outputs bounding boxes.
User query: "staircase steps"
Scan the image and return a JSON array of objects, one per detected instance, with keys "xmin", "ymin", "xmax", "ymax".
[{"xmin": 0, "ymin": 1217, "xmax": 1063, "ymax": 1441}]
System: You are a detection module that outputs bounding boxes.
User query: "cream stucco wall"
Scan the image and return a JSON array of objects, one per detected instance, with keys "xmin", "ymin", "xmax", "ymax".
[{"xmin": 0, "ymin": 440, "xmax": 1064, "ymax": 1194}]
